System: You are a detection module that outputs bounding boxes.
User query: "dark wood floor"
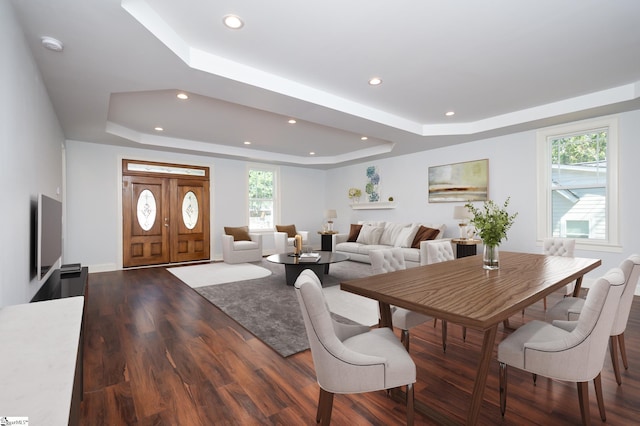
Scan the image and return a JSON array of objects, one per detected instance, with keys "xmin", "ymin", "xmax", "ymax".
[{"xmin": 81, "ymin": 265, "xmax": 640, "ymax": 425}]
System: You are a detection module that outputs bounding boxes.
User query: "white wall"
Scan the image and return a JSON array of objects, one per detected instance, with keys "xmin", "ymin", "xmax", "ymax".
[
  {"xmin": 29, "ymin": 108, "xmax": 640, "ymax": 294},
  {"xmin": 64, "ymin": 141, "xmax": 326, "ymax": 271},
  {"xmin": 1, "ymin": 1, "xmax": 65, "ymax": 306},
  {"xmin": 327, "ymin": 110, "xmax": 640, "ymax": 283},
  {"xmin": 4, "ymin": 0, "xmax": 640, "ymax": 305}
]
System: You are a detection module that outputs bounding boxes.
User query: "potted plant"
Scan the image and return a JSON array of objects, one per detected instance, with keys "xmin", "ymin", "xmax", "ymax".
[
  {"xmin": 348, "ymin": 187, "xmax": 362, "ymax": 203},
  {"xmin": 465, "ymin": 197, "xmax": 518, "ymax": 270}
]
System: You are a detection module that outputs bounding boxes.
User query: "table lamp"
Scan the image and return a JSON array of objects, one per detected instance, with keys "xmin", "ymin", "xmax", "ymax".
[
  {"xmin": 325, "ymin": 209, "xmax": 337, "ymax": 232},
  {"xmin": 453, "ymin": 205, "xmax": 473, "ymax": 239}
]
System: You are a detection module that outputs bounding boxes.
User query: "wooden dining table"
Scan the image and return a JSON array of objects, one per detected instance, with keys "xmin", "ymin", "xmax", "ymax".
[{"xmin": 340, "ymin": 251, "xmax": 601, "ymax": 425}]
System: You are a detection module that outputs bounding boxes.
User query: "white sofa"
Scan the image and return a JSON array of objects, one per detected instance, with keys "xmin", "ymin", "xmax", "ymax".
[{"xmin": 332, "ymin": 221, "xmax": 446, "ymax": 267}]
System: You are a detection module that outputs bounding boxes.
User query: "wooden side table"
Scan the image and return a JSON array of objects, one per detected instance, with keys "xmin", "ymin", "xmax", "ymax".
[
  {"xmin": 452, "ymin": 238, "xmax": 481, "ymax": 258},
  {"xmin": 318, "ymin": 231, "xmax": 339, "ymax": 251}
]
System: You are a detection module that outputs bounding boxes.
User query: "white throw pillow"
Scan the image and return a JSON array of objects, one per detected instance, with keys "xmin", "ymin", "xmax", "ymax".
[
  {"xmin": 356, "ymin": 225, "xmax": 384, "ymax": 245},
  {"xmin": 380, "ymin": 223, "xmax": 410, "ymax": 246},
  {"xmin": 395, "ymin": 224, "xmax": 421, "ymax": 247}
]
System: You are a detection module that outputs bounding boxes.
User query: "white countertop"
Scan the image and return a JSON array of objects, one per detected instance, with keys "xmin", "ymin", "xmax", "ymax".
[{"xmin": 0, "ymin": 296, "xmax": 84, "ymax": 424}]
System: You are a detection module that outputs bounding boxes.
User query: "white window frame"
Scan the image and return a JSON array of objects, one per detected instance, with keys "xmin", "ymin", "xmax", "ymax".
[
  {"xmin": 247, "ymin": 164, "xmax": 280, "ymax": 233},
  {"xmin": 536, "ymin": 116, "xmax": 620, "ymax": 252}
]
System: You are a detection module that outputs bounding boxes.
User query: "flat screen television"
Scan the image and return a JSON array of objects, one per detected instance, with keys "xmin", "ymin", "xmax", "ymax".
[{"xmin": 38, "ymin": 193, "xmax": 63, "ymax": 281}]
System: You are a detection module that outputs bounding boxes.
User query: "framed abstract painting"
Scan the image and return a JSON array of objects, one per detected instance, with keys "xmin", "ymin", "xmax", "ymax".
[{"xmin": 428, "ymin": 159, "xmax": 488, "ymax": 203}]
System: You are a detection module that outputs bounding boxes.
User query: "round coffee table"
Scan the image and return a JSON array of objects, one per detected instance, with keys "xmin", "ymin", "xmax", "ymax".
[{"xmin": 266, "ymin": 251, "xmax": 349, "ymax": 286}]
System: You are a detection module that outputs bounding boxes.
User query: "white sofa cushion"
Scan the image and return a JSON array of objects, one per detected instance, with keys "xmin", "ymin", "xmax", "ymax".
[
  {"xmin": 379, "ymin": 222, "xmax": 410, "ymax": 246},
  {"xmin": 356, "ymin": 225, "xmax": 384, "ymax": 245},
  {"xmin": 394, "ymin": 224, "xmax": 421, "ymax": 248},
  {"xmin": 354, "ymin": 244, "xmax": 390, "ymax": 256}
]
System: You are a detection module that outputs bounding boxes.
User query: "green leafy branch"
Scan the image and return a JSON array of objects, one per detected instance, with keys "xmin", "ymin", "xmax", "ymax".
[{"xmin": 465, "ymin": 197, "xmax": 518, "ymax": 247}]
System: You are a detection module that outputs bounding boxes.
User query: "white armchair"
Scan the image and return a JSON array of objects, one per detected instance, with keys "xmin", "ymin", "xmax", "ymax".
[
  {"xmin": 273, "ymin": 225, "xmax": 309, "ymax": 254},
  {"xmin": 222, "ymin": 226, "xmax": 263, "ymax": 264},
  {"xmin": 497, "ymin": 267, "xmax": 626, "ymax": 424},
  {"xmin": 294, "ymin": 269, "xmax": 416, "ymax": 425}
]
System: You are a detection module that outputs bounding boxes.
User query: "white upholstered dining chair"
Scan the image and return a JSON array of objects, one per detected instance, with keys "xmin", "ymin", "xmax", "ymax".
[
  {"xmin": 547, "ymin": 254, "xmax": 640, "ymax": 385},
  {"xmin": 369, "ymin": 248, "xmax": 431, "ymax": 352},
  {"xmin": 497, "ymin": 267, "xmax": 626, "ymax": 424},
  {"xmin": 542, "ymin": 237, "xmax": 576, "ymax": 308},
  {"xmin": 370, "ymin": 244, "xmax": 460, "ymax": 352},
  {"xmin": 425, "ymin": 240, "xmax": 467, "ymax": 348},
  {"xmin": 523, "ymin": 237, "xmax": 576, "ymax": 316},
  {"xmin": 294, "ymin": 269, "xmax": 416, "ymax": 425}
]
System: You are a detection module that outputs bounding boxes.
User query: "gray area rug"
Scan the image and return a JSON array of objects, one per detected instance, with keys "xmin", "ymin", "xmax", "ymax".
[{"xmin": 194, "ymin": 259, "xmax": 373, "ymax": 357}]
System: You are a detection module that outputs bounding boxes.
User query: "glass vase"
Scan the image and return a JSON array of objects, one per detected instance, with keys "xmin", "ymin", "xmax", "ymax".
[{"xmin": 483, "ymin": 244, "xmax": 500, "ymax": 270}]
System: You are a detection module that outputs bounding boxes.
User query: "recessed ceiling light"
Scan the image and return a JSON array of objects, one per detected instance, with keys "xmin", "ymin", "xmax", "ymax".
[
  {"xmin": 361, "ymin": 136, "xmax": 368, "ymax": 141},
  {"xmin": 244, "ymin": 141, "xmax": 251, "ymax": 145},
  {"xmin": 288, "ymin": 119, "xmax": 296, "ymax": 124},
  {"xmin": 368, "ymin": 77, "xmax": 382, "ymax": 86},
  {"xmin": 309, "ymin": 152, "xmax": 316, "ymax": 156},
  {"xmin": 223, "ymin": 14, "xmax": 244, "ymax": 29},
  {"xmin": 177, "ymin": 93, "xmax": 189, "ymax": 100},
  {"xmin": 154, "ymin": 127, "xmax": 164, "ymax": 132},
  {"xmin": 41, "ymin": 36, "xmax": 64, "ymax": 52},
  {"xmin": 445, "ymin": 111, "xmax": 455, "ymax": 116}
]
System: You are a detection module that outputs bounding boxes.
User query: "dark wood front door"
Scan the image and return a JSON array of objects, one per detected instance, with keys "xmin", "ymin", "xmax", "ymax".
[{"xmin": 122, "ymin": 160, "xmax": 210, "ymax": 267}]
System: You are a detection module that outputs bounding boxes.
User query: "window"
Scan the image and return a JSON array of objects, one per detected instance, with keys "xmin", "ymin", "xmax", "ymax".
[
  {"xmin": 536, "ymin": 117, "xmax": 619, "ymax": 251},
  {"xmin": 248, "ymin": 165, "xmax": 279, "ymax": 231}
]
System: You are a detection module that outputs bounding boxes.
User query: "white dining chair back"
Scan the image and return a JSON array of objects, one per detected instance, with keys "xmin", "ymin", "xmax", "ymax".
[
  {"xmin": 369, "ymin": 248, "xmax": 431, "ymax": 352},
  {"xmin": 370, "ymin": 247, "xmax": 406, "ymax": 274},
  {"xmin": 547, "ymin": 254, "xmax": 640, "ymax": 384},
  {"xmin": 543, "ymin": 237, "xmax": 576, "ymax": 257},
  {"xmin": 539, "ymin": 238, "xmax": 577, "ymax": 307},
  {"xmin": 498, "ymin": 267, "xmax": 626, "ymax": 424},
  {"xmin": 294, "ymin": 269, "xmax": 416, "ymax": 425},
  {"xmin": 425, "ymin": 239, "xmax": 455, "ymax": 264}
]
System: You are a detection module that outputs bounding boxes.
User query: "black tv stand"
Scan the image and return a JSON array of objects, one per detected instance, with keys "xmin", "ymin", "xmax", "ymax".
[{"xmin": 31, "ymin": 266, "xmax": 88, "ymax": 302}]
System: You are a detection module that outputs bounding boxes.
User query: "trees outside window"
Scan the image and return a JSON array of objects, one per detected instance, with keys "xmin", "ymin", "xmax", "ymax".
[
  {"xmin": 537, "ymin": 117, "xmax": 619, "ymax": 250},
  {"xmin": 248, "ymin": 166, "xmax": 278, "ymax": 231}
]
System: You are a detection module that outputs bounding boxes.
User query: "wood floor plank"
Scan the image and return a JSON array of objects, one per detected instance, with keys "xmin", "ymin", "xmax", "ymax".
[{"xmin": 82, "ymin": 266, "xmax": 640, "ymax": 425}]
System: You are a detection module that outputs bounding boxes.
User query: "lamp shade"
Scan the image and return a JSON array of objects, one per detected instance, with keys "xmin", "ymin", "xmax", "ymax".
[
  {"xmin": 453, "ymin": 205, "xmax": 473, "ymax": 220},
  {"xmin": 325, "ymin": 209, "xmax": 337, "ymax": 220}
]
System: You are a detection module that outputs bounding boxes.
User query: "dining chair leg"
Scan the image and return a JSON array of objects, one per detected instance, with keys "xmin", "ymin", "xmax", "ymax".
[
  {"xmin": 618, "ymin": 332, "xmax": 629, "ymax": 370},
  {"xmin": 499, "ymin": 362, "xmax": 508, "ymax": 416},
  {"xmin": 433, "ymin": 318, "xmax": 437, "ymax": 327},
  {"xmin": 593, "ymin": 373, "xmax": 606, "ymax": 421},
  {"xmin": 462, "ymin": 326, "xmax": 467, "ymax": 341},
  {"xmin": 576, "ymin": 381, "xmax": 591, "ymax": 426},
  {"xmin": 441, "ymin": 320, "xmax": 448, "ymax": 352},
  {"xmin": 532, "ymin": 373, "xmax": 537, "ymax": 385},
  {"xmin": 610, "ymin": 335, "xmax": 622, "ymax": 385},
  {"xmin": 406, "ymin": 383, "xmax": 414, "ymax": 426},
  {"xmin": 401, "ymin": 329, "xmax": 410, "ymax": 352},
  {"xmin": 317, "ymin": 388, "xmax": 334, "ymax": 425}
]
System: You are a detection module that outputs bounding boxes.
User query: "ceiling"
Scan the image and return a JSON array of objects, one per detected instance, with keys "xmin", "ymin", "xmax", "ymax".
[{"xmin": 10, "ymin": 0, "xmax": 640, "ymax": 169}]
